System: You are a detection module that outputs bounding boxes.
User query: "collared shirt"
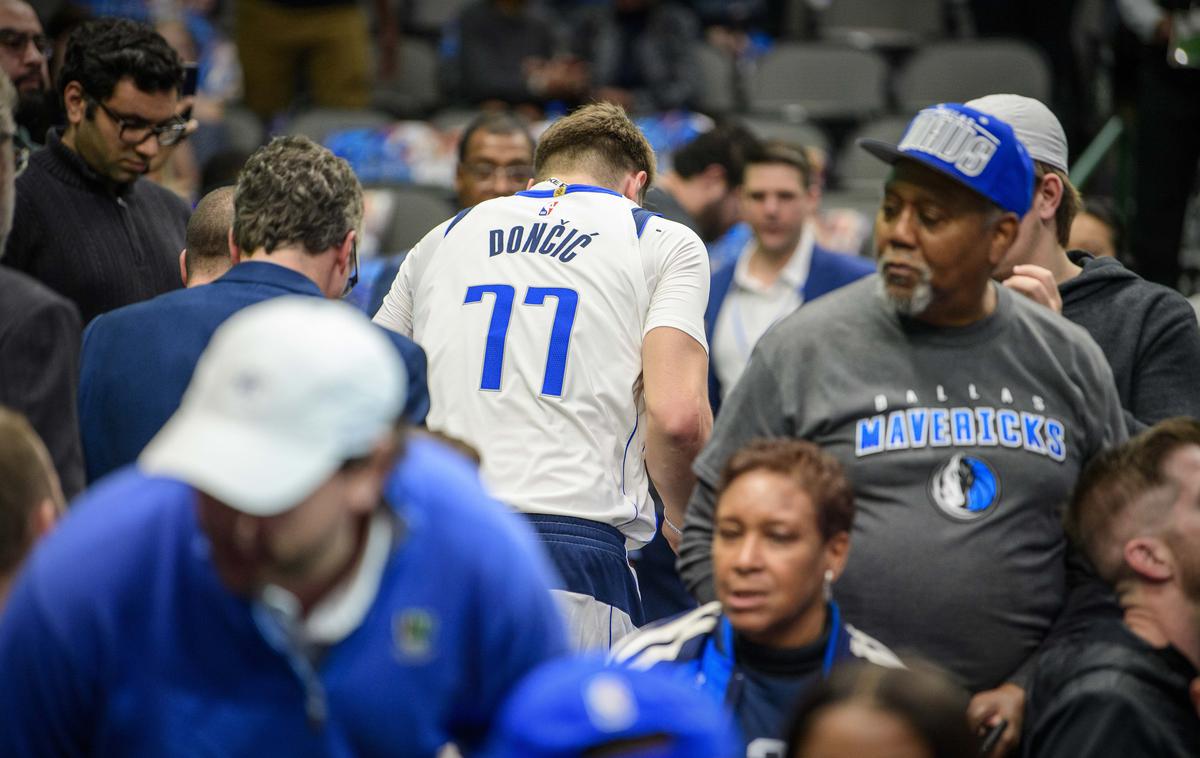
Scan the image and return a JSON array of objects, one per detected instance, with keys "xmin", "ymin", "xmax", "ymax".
[
  {"xmin": 305, "ymin": 509, "xmax": 396, "ymax": 644},
  {"xmin": 712, "ymin": 225, "xmax": 814, "ymax": 400}
]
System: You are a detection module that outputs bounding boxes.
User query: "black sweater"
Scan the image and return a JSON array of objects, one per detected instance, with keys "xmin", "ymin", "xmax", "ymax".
[
  {"xmin": 4, "ymin": 130, "xmax": 189, "ymax": 325},
  {"xmin": 1061, "ymin": 250, "xmax": 1200, "ymax": 431}
]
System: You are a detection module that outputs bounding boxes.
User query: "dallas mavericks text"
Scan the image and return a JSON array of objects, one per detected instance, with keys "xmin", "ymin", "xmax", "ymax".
[{"xmin": 856, "ymin": 406, "xmax": 1066, "ymax": 462}]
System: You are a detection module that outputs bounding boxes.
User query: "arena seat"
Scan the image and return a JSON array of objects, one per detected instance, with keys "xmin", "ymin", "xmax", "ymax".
[
  {"xmin": 285, "ymin": 108, "xmax": 393, "ymax": 144},
  {"xmin": 895, "ymin": 39, "xmax": 1052, "ymax": 113},
  {"xmin": 817, "ymin": 0, "xmax": 946, "ymax": 49},
  {"xmin": 379, "ymin": 185, "xmax": 457, "ymax": 254},
  {"xmin": 372, "ymin": 37, "xmax": 443, "ymax": 118},
  {"xmin": 835, "ymin": 115, "xmax": 912, "ymax": 190},
  {"xmin": 747, "ymin": 43, "xmax": 887, "ymax": 121},
  {"xmin": 695, "ymin": 42, "xmax": 738, "ymax": 115},
  {"xmin": 742, "ymin": 115, "xmax": 831, "ymax": 156}
]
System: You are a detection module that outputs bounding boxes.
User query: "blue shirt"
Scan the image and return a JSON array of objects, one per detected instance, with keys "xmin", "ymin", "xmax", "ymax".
[
  {"xmin": 0, "ymin": 437, "xmax": 567, "ymax": 756},
  {"xmin": 78, "ymin": 261, "xmax": 430, "ymax": 483}
]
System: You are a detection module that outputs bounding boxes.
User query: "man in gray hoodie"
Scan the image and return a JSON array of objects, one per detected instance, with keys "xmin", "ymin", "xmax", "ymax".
[{"xmin": 966, "ymin": 94, "xmax": 1200, "ymax": 431}]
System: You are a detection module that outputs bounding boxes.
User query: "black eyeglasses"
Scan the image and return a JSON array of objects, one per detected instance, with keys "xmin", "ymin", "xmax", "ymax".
[
  {"xmin": 87, "ymin": 96, "xmax": 189, "ymax": 147},
  {"xmin": 462, "ymin": 162, "xmax": 534, "ymax": 184},
  {"xmin": 341, "ymin": 239, "xmax": 359, "ymax": 298},
  {"xmin": 0, "ymin": 29, "xmax": 52, "ymax": 60},
  {"xmin": 0, "ymin": 129, "xmax": 30, "ymax": 178}
]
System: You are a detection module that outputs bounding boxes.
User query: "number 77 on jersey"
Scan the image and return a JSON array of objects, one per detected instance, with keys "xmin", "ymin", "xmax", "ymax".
[{"xmin": 464, "ymin": 284, "xmax": 579, "ymax": 397}]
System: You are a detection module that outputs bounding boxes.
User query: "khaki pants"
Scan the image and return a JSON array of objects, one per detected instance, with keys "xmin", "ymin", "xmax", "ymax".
[{"xmin": 236, "ymin": 0, "xmax": 370, "ymax": 119}]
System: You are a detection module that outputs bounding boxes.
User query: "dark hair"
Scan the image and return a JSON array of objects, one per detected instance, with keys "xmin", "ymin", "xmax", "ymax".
[
  {"xmin": 718, "ymin": 439, "xmax": 855, "ymax": 541},
  {"xmin": 1065, "ymin": 417, "xmax": 1200, "ymax": 585},
  {"xmin": 1079, "ymin": 195, "xmax": 1123, "ymax": 251},
  {"xmin": 185, "ymin": 186, "xmax": 235, "ymax": 281},
  {"xmin": 233, "ymin": 135, "xmax": 362, "ymax": 256},
  {"xmin": 0, "ymin": 407, "xmax": 59, "ymax": 575},
  {"xmin": 458, "ymin": 111, "xmax": 535, "ymax": 166},
  {"xmin": 746, "ymin": 140, "xmax": 815, "ymax": 189},
  {"xmin": 535, "ymin": 102, "xmax": 656, "ymax": 193},
  {"xmin": 672, "ymin": 122, "xmax": 761, "ymax": 187},
  {"xmin": 57, "ymin": 17, "xmax": 183, "ymax": 102},
  {"xmin": 786, "ymin": 661, "xmax": 977, "ymax": 758}
]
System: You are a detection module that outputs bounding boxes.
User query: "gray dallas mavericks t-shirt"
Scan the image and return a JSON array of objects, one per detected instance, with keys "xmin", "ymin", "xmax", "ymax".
[{"xmin": 678, "ymin": 276, "xmax": 1127, "ymax": 692}]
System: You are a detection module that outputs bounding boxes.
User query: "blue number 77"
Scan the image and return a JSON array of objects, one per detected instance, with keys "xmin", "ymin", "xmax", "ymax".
[{"xmin": 463, "ymin": 285, "xmax": 579, "ymax": 397}]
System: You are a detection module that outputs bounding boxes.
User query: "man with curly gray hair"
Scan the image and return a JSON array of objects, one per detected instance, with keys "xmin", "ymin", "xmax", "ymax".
[{"xmin": 77, "ymin": 135, "xmax": 429, "ymax": 484}]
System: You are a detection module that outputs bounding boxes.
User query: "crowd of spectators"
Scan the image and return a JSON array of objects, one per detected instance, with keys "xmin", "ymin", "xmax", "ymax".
[{"xmin": 2, "ymin": 3, "xmax": 1200, "ymax": 758}]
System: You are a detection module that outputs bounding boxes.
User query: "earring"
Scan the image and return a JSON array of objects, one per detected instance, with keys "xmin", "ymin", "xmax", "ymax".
[{"xmin": 823, "ymin": 569, "xmax": 834, "ymax": 602}]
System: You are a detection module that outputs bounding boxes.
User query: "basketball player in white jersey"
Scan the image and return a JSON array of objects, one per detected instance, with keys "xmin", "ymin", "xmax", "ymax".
[{"xmin": 374, "ymin": 103, "xmax": 712, "ymax": 648}]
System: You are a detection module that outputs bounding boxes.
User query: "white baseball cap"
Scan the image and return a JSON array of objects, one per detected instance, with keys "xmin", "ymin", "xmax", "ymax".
[
  {"xmin": 140, "ymin": 297, "xmax": 406, "ymax": 516},
  {"xmin": 964, "ymin": 94, "xmax": 1069, "ymax": 173}
]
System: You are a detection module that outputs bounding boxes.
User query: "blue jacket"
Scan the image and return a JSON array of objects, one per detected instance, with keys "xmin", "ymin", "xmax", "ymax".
[
  {"xmin": 0, "ymin": 436, "xmax": 568, "ymax": 757},
  {"xmin": 78, "ymin": 262, "xmax": 430, "ymax": 483},
  {"xmin": 704, "ymin": 245, "xmax": 874, "ymax": 414},
  {"xmin": 611, "ymin": 601, "xmax": 902, "ymax": 752}
]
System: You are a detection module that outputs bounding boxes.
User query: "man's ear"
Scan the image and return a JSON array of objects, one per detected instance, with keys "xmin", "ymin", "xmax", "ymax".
[
  {"xmin": 1125, "ymin": 537, "xmax": 1174, "ymax": 582},
  {"xmin": 1036, "ymin": 173, "xmax": 1064, "ymax": 223},
  {"xmin": 337, "ymin": 229, "xmax": 356, "ymax": 272},
  {"xmin": 179, "ymin": 249, "xmax": 189, "ymax": 286},
  {"xmin": 31, "ymin": 496, "xmax": 59, "ymax": 540},
  {"xmin": 228, "ymin": 228, "xmax": 242, "ymax": 265},
  {"xmin": 987, "ymin": 213, "xmax": 1020, "ymax": 266},
  {"xmin": 62, "ymin": 81, "xmax": 87, "ymax": 126},
  {"xmin": 622, "ymin": 170, "xmax": 649, "ymax": 204},
  {"xmin": 700, "ymin": 163, "xmax": 727, "ymax": 188}
]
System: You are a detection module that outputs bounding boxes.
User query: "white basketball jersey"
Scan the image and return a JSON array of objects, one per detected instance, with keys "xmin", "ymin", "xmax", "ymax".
[{"xmin": 375, "ymin": 180, "xmax": 709, "ymax": 546}]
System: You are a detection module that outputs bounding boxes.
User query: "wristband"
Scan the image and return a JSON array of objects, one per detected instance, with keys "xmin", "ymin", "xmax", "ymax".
[{"xmin": 664, "ymin": 515, "xmax": 684, "ymax": 536}]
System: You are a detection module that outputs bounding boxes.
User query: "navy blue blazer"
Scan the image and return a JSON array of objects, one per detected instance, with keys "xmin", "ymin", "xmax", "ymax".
[
  {"xmin": 704, "ymin": 245, "xmax": 875, "ymax": 415},
  {"xmin": 78, "ymin": 262, "xmax": 430, "ymax": 484}
]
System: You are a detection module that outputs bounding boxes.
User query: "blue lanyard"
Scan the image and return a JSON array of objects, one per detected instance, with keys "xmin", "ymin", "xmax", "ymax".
[{"xmin": 697, "ymin": 602, "xmax": 843, "ymax": 706}]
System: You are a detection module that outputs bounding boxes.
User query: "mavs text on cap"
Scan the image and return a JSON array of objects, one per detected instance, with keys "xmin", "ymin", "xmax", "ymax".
[{"xmin": 899, "ymin": 108, "xmax": 1000, "ymax": 178}]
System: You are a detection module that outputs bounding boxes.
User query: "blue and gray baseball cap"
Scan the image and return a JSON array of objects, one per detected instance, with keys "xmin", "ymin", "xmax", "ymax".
[
  {"xmin": 482, "ymin": 656, "xmax": 740, "ymax": 758},
  {"xmin": 858, "ymin": 102, "xmax": 1035, "ymax": 216}
]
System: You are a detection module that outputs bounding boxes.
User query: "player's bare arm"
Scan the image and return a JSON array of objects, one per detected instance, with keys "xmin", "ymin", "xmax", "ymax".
[{"xmin": 643, "ymin": 325, "xmax": 712, "ymax": 552}]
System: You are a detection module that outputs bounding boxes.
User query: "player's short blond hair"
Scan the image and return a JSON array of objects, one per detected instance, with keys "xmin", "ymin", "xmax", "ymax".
[{"xmin": 534, "ymin": 102, "xmax": 656, "ymax": 195}]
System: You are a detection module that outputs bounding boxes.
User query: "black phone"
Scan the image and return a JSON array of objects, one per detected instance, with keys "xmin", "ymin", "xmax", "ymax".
[{"xmin": 979, "ymin": 718, "xmax": 1007, "ymax": 756}]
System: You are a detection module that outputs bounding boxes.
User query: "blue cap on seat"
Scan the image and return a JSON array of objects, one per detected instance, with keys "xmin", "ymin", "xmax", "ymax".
[
  {"xmin": 481, "ymin": 656, "xmax": 740, "ymax": 758},
  {"xmin": 858, "ymin": 102, "xmax": 1035, "ymax": 215}
]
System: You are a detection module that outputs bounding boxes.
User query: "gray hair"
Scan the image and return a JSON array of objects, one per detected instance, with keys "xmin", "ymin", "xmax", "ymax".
[{"xmin": 232, "ymin": 135, "xmax": 363, "ymax": 256}]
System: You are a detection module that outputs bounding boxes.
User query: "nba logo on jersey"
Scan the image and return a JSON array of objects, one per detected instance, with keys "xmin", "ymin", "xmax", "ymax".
[{"xmin": 539, "ymin": 201, "xmax": 559, "ymax": 217}]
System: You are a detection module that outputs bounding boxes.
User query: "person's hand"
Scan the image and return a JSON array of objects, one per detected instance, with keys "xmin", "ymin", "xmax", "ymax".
[
  {"xmin": 1002, "ymin": 264, "xmax": 1062, "ymax": 313},
  {"xmin": 968, "ymin": 683, "xmax": 1024, "ymax": 757}
]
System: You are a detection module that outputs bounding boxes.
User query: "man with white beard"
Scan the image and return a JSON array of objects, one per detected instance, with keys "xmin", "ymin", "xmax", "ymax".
[{"xmin": 676, "ymin": 102, "xmax": 1127, "ymax": 756}]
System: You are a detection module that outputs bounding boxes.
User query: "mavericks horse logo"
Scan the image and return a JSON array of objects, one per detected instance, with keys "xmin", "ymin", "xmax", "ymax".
[{"xmin": 928, "ymin": 454, "xmax": 1000, "ymax": 521}]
